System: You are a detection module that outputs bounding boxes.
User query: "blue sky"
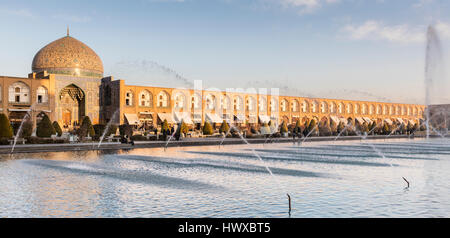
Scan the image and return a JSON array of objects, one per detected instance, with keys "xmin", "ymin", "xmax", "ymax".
[{"xmin": 0, "ymin": 0, "xmax": 449, "ymax": 104}]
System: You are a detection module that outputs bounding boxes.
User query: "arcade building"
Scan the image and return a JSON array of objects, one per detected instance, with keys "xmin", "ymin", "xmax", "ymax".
[{"xmin": 0, "ymin": 32, "xmax": 426, "ymax": 133}]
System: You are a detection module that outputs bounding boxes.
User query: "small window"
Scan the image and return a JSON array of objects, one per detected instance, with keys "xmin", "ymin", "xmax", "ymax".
[
  {"xmin": 15, "ymin": 95, "xmax": 20, "ymax": 102},
  {"xmin": 15, "ymin": 87, "xmax": 20, "ymax": 93},
  {"xmin": 38, "ymin": 95, "xmax": 42, "ymax": 103}
]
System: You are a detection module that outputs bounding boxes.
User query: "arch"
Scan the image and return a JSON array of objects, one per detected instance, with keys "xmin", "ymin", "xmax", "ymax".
[
  {"xmin": 157, "ymin": 90, "xmax": 170, "ymax": 108},
  {"xmin": 362, "ymin": 104, "xmax": 368, "ymax": 115},
  {"xmin": 329, "ymin": 102, "xmax": 337, "ymax": 114},
  {"xmin": 389, "ymin": 105, "xmax": 395, "ymax": 115},
  {"xmin": 205, "ymin": 93, "xmax": 216, "ymax": 110},
  {"xmin": 36, "ymin": 86, "xmax": 48, "ymax": 104},
  {"xmin": 9, "ymin": 81, "xmax": 30, "ymax": 104},
  {"xmin": 235, "ymin": 95, "xmax": 244, "ymax": 111},
  {"xmin": 311, "ymin": 100, "xmax": 319, "ymax": 113},
  {"xmin": 354, "ymin": 104, "xmax": 360, "ymax": 114},
  {"xmin": 280, "ymin": 99, "xmax": 289, "ymax": 112},
  {"xmin": 338, "ymin": 102, "xmax": 344, "ymax": 114},
  {"xmin": 301, "ymin": 100, "xmax": 309, "ymax": 113},
  {"xmin": 139, "ymin": 90, "xmax": 153, "ymax": 107},
  {"xmin": 320, "ymin": 101, "xmax": 328, "ymax": 113},
  {"xmin": 376, "ymin": 105, "xmax": 382, "ymax": 115},
  {"xmin": 269, "ymin": 97, "xmax": 278, "ymax": 113},
  {"xmin": 259, "ymin": 97, "xmax": 267, "ymax": 113},
  {"xmin": 247, "ymin": 96, "xmax": 257, "ymax": 112},
  {"xmin": 125, "ymin": 90, "xmax": 133, "ymax": 106},
  {"xmin": 59, "ymin": 84, "xmax": 85, "ymax": 127},
  {"xmin": 191, "ymin": 93, "xmax": 202, "ymax": 110},
  {"xmin": 369, "ymin": 104, "xmax": 375, "ymax": 115},
  {"xmin": 346, "ymin": 103, "xmax": 353, "ymax": 114},
  {"xmin": 291, "ymin": 99, "xmax": 299, "ymax": 112},
  {"xmin": 173, "ymin": 91, "xmax": 186, "ymax": 109},
  {"xmin": 383, "ymin": 105, "xmax": 388, "ymax": 115},
  {"xmin": 221, "ymin": 94, "xmax": 232, "ymax": 111}
]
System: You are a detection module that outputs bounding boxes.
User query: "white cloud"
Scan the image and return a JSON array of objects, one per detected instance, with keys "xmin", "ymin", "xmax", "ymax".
[
  {"xmin": 273, "ymin": 0, "xmax": 340, "ymax": 14},
  {"xmin": 0, "ymin": 7, "xmax": 34, "ymax": 18},
  {"xmin": 342, "ymin": 20, "xmax": 427, "ymax": 43}
]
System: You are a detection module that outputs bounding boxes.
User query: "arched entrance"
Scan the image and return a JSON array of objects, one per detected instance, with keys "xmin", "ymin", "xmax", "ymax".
[{"xmin": 59, "ymin": 84, "xmax": 85, "ymax": 129}]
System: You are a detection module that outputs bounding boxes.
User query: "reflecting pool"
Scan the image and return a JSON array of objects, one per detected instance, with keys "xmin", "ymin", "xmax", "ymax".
[{"xmin": 1, "ymin": 138, "xmax": 449, "ymax": 217}]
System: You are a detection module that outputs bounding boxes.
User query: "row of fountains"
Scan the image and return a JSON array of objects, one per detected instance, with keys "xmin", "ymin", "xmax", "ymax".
[{"xmin": 8, "ymin": 25, "xmax": 448, "ymax": 216}]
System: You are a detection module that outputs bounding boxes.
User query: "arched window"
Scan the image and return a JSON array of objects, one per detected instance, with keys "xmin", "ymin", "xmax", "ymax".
[
  {"xmin": 390, "ymin": 105, "xmax": 394, "ymax": 115},
  {"xmin": 354, "ymin": 104, "xmax": 360, "ymax": 114},
  {"xmin": 330, "ymin": 102, "xmax": 336, "ymax": 114},
  {"xmin": 139, "ymin": 90, "xmax": 152, "ymax": 107},
  {"xmin": 191, "ymin": 93, "xmax": 201, "ymax": 110},
  {"xmin": 36, "ymin": 86, "xmax": 48, "ymax": 104},
  {"xmin": 174, "ymin": 92, "xmax": 186, "ymax": 109},
  {"xmin": 369, "ymin": 105, "xmax": 375, "ymax": 115},
  {"xmin": 280, "ymin": 99, "xmax": 288, "ymax": 112},
  {"xmin": 302, "ymin": 100, "xmax": 309, "ymax": 113},
  {"xmin": 311, "ymin": 101, "xmax": 318, "ymax": 113},
  {"xmin": 247, "ymin": 96, "xmax": 256, "ymax": 112},
  {"xmin": 9, "ymin": 82, "xmax": 30, "ymax": 103},
  {"xmin": 291, "ymin": 100, "xmax": 299, "ymax": 112},
  {"xmin": 346, "ymin": 103, "xmax": 353, "ymax": 114},
  {"xmin": 321, "ymin": 101, "xmax": 328, "ymax": 113},
  {"xmin": 376, "ymin": 105, "xmax": 382, "ymax": 115},
  {"xmin": 270, "ymin": 98, "xmax": 278, "ymax": 112},
  {"xmin": 338, "ymin": 103, "xmax": 344, "ymax": 114},
  {"xmin": 259, "ymin": 97, "xmax": 267, "ymax": 112},
  {"xmin": 383, "ymin": 105, "xmax": 388, "ymax": 115},
  {"xmin": 362, "ymin": 104, "xmax": 368, "ymax": 114},
  {"xmin": 157, "ymin": 91, "xmax": 169, "ymax": 108},
  {"xmin": 221, "ymin": 95, "xmax": 231, "ymax": 111},
  {"xmin": 206, "ymin": 94, "xmax": 216, "ymax": 110},
  {"xmin": 235, "ymin": 96, "xmax": 244, "ymax": 111},
  {"xmin": 125, "ymin": 91, "xmax": 133, "ymax": 106}
]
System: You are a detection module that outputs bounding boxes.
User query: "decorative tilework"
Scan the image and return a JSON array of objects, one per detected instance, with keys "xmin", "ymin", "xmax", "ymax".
[{"xmin": 32, "ymin": 36, "xmax": 103, "ymax": 77}]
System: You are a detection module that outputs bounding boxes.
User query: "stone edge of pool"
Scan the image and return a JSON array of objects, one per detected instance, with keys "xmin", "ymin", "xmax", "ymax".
[{"xmin": 0, "ymin": 134, "xmax": 443, "ymax": 154}]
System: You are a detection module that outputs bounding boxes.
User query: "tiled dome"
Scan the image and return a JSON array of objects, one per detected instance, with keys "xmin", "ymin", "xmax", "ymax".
[{"xmin": 32, "ymin": 34, "xmax": 103, "ymax": 78}]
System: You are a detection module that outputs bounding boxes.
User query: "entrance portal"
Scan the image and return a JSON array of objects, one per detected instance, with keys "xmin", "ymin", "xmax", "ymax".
[{"xmin": 59, "ymin": 84, "xmax": 85, "ymax": 129}]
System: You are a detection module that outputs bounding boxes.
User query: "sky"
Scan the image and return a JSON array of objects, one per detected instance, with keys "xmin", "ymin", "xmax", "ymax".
[{"xmin": 0, "ymin": 0, "xmax": 449, "ymax": 104}]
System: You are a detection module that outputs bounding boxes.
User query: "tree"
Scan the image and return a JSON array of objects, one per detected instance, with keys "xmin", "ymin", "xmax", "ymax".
[
  {"xmin": 36, "ymin": 114, "xmax": 56, "ymax": 138},
  {"xmin": 202, "ymin": 121, "xmax": 213, "ymax": 135},
  {"xmin": 119, "ymin": 124, "xmax": 133, "ymax": 138},
  {"xmin": 219, "ymin": 120, "xmax": 230, "ymax": 134},
  {"xmin": 52, "ymin": 121, "xmax": 62, "ymax": 136},
  {"xmin": 0, "ymin": 113, "xmax": 13, "ymax": 138},
  {"xmin": 280, "ymin": 121, "xmax": 288, "ymax": 133},
  {"xmin": 21, "ymin": 119, "xmax": 33, "ymax": 138},
  {"xmin": 330, "ymin": 119, "xmax": 338, "ymax": 135},
  {"xmin": 383, "ymin": 123, "xmax": 391, "ymax": 135},
  {"xmin": 161, "ymin": 119, "xmax": 169, "ymax": 134},
  {"xmin": 294, "ymin": 120, "xmax": 302, "ymax": 134},
  {"xmin": 307, "ymin": 119, "xmax": 317, "ymax": 135},
  {"xmin": 337, "ymin": 122, "xmax": 345, "ymax": 134},
  {"xmin": 78, "ymin": 116, "xmax": 95, "ymax": 138}
]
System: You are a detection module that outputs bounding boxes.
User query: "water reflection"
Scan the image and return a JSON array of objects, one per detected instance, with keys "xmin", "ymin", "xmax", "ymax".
[{"xmin": 0, "ymin": 138, "xmax": 449, "ymax": 217}]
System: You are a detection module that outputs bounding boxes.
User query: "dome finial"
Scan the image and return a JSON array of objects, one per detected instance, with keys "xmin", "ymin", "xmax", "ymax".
[{"xmin": 67, "ymin": 26, "xmax": 69, "ymax": 36}]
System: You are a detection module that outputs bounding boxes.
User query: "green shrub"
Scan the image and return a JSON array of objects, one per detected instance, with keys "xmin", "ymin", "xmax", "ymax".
[
  {"xmin": 383, "ymin": 123, "xmax": 391, "ymax": 135},
  {"xmin": 202, "ymin": 121, "xmax": 213, "ymax": 135},
  {"xmin": 219, "ymin": 120, "xmax": 230, "ymax": 134},
  {"xmin": 21, "ymin": 120, "xmax": 33, "ymax": 138},
  {"xmin": 119, "ymin": 124, "xmax": 133, "ymax": 138},
  {"xmin": 78, "ymin": 116, "xmax": 95, "ymax": 138},
  {"xmin": 93, "ymin": 124, "xmax": 106, "ymax": 137},
  {"xmin": 52, "ymin": 121, "xmax": 62, "ymax": 136},
  {"xmin": 307, "ymin": 119, "xmax": 317, "ymax": 135},
  {"xmin": 280, "ymin": 121, "xmax": 288, "ymax": 133},
  {"xmin": 0, "ymin": 113, "xmax": 13, "ymax": 138},
  {"xmin": 161, "ymin": 119, "xmax": 169, "ymax": 132},
  {"xmin": 131, "ymin": 135, "xmax": 147, "ymax": 141},
  {"xmin": 36, "ymin": 114, "xmax": 56, "ymax": 138}
]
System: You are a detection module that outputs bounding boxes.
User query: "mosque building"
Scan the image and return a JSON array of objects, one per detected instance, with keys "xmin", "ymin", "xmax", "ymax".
[{"xmin": 0, "ymin": 32, "xmax": 426, "ymax": 132}]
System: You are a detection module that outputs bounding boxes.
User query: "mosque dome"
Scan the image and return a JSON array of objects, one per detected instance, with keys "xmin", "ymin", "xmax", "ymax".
[{"xmin": 32, "ymin": 32, "xmax": 103, "ymax": 78}]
